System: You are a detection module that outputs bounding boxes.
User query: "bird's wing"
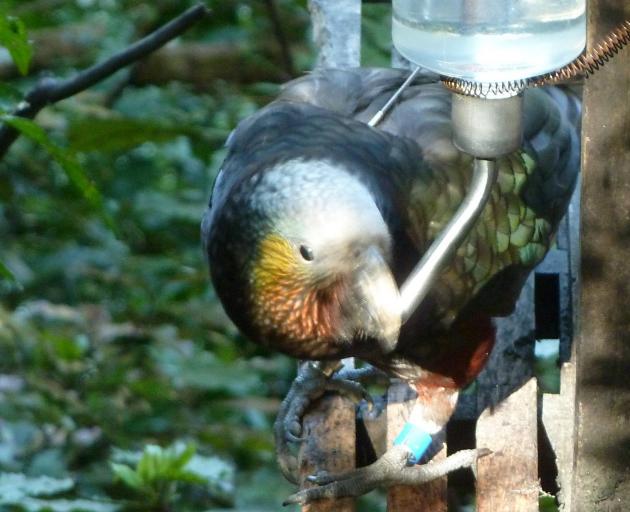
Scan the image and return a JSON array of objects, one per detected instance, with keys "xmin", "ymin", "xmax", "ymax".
[{"xmin": 398, "ymin": 85, "xmax": 581, "ymax": 326}]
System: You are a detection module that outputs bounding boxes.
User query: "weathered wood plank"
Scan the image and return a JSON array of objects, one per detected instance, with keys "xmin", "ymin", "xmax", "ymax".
[
  {"xmin": 386, "ymin": 381, "xmax": 448, "ymax": 512},
  {"xmin": 539, "ymin": 181, "xmax": 580, "ymax": 509},
  {"xmin": 573, "ymin": 1, "xmax": 630, "ymax": 509},
  {"xmin": 476, "ymin": 378, "xmax": 539, "ymax": 511},
  {"xmin": 475, "ymin": 277, "xmax": 538, "ymax": 511},
  {"xmin": 299, "ymin": 395, "xmax": 357, "ymax": 512}
]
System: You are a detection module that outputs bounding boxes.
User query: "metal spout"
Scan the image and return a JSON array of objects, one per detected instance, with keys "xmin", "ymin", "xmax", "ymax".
[{"xmin": 399, "ymin": 158, "xmax": 498, "ymax": 323}]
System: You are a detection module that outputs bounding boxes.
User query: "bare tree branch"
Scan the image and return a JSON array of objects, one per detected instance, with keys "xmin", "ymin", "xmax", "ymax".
[{"xmin": 0, "ymin": 3, "xmax": 210, "ymax": 159}]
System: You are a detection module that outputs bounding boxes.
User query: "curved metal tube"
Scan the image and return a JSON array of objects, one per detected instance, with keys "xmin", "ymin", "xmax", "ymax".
[{"xmin": 399, "ymin": 158, "xmax": 498, "ymax": 323}]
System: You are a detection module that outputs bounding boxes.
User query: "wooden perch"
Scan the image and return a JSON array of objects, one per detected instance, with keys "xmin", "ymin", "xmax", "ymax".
[{"xmin": 299, "ymin": 395, "xmax": 357, "ymax": 512}]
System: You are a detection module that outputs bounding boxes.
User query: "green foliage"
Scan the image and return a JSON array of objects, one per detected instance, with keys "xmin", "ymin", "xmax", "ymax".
[
  {"xmin": 0, "ymin": 12, "xmax": 32, "ymax": 75},
  {"xmin": 361, "ymin": 3, "xmax": 392, "ymax": 67},
  {"xmin": 535, "ymin": 340, "xmax": 561, "ymax": 394},
  {"xmin": 539, "ymin": 493, "xmax": 560, "ymax": 512},
  {"xmin": 0, "ymin": 259, "xmax": 17, "ymax": 284},
  {"xmin": 1, "ymin": 116, "xmax": 108, "ymax": 220},
  {"xmin": 110, "ymin": 442, "xmax": 234, "ymax": 508}
]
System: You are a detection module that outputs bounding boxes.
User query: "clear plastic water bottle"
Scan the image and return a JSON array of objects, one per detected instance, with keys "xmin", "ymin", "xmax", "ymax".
[{"xmin": 392, "ymin": 0, "xmax": 586, "ymax": 83}]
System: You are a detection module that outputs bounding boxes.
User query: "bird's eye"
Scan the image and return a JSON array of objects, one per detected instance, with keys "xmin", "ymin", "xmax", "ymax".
[{"xmin": 299, "ymin": 244, "xmax": 314, "ymax": 261}]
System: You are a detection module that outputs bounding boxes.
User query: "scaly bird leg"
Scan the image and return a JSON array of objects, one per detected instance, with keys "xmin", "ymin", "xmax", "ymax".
[
  {"xmin": 283, "ymin": 446, "xmax": 490, "ymax": 505},
  {"xmin": 283, "ymin": 379, "xmax": 472, "ymax": 504},
  {"xmin": 274, "ymin": 361, "xmax": 388, "ymax": 483}
]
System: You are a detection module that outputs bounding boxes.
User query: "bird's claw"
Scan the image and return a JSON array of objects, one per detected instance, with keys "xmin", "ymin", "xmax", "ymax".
[
  {"xmin": 283, "ymin": 447, "xmax": 490, "ymax": 505},
  {"xmin": 305, "ymin": 470, "xmax": 338, "ymax": 486},
  {"xmin": 274, "ymin": 361, "xmax": 379, "ymax": 483},
  {"xmin": 286, "ymin": 419, "xmax": 304, "ymax": 442},
  {"xmin": 283, "ymin": 445, "xmax": 410, "ymax": 505},
  {"xmin": 326, "ymin": 376, "xmax": 372, "ymax": 406}
]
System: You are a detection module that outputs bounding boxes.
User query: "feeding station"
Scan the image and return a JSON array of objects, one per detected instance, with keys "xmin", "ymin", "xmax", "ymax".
[{"xmin": 296, "ymin": 0, "xmax": 630, "ymax": 511}]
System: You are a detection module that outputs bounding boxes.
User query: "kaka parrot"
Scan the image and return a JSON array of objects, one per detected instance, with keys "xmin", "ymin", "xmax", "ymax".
[{"xmin": 202, "ymin": 68, "xmax": 580, "ymax": 503}]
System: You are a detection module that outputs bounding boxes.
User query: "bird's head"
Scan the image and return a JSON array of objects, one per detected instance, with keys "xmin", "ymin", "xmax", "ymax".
[{"xmin": 207, "ymin": 158, "xmax": 401, "ymax": 360}]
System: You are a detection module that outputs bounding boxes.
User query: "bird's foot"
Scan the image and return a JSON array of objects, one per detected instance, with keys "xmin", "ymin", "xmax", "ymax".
[
  {"xmin": 283, "ymin": 446, "xmax": 491, "ymax": 505},
  {"xmin": 274, "ymin": 361, "xmax": 385, "ymax": 483}
]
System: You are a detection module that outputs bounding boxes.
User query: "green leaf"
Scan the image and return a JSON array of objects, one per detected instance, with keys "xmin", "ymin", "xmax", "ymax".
[
  {"xmin": 109, "ymin": 442, "xmax": 231, "ymax": 500},
  {"xmin": 110, "ymin": 463, "xmax": 142, "ymax": 490},
  {"xmin": 0, "ymin": 13, "xmax": 32, "ymax": 75},
  {"xmin": 172, "ymin": 442, "xmax": 196, "ymax": 469},
  {"xmin": 0, "ymin": 115, "xmax": 114, "ymax": 230},
  {"xmin": 137, "ymin": 444, "xmax": 160, "ymax": 483},
  {"xmin": 0, "ymin": 259, "xmax": 17, "ymax": 283},
  {"xmin": 134, "ymin": 443, "xmax": 202, "ymax": 485}
]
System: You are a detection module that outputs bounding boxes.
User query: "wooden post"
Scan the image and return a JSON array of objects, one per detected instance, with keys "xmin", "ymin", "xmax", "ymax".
[
  {"xmin": 476, "ymin": 378, "xmax": 539, "ymax": 511},
  {"xmin": 475, "ymin": 278, "xmax": 540, "ymax": 511},
  {"xmin": 300, "ymin": 396, "xmax": 358, "ymax": 512},
  {"xmin": 573, "ymin": 1, "xmax": 630, "ymax": 509},
  {"xmin": 298, "ymin": 2, "xmax": 362, "ymax": 511}
]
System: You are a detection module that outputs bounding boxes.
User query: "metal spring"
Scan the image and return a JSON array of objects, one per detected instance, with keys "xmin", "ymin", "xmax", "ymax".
[
  {"xmin": 443, "ymin": 20, "xmax": 630, "ymax": 97},
  {"xmin": 441, "ymin": 78, "xmax": 528, "ymax": 97}
]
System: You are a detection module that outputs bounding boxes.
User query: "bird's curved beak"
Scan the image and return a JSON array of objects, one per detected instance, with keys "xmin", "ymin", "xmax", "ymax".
[{"xmin": 352, "ymin": 246, "xmax": 401, "ymax": 354}]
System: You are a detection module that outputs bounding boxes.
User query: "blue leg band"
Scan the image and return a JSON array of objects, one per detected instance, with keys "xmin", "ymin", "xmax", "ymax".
[{"xmin": 393, "ymin": 423, "xmax": 433, "ymax": 464}]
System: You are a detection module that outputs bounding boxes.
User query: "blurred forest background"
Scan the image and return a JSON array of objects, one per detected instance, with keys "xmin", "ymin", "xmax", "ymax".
[{"xmin": 0, "ymin": 0, "xmax": 394, "ymax": 511}]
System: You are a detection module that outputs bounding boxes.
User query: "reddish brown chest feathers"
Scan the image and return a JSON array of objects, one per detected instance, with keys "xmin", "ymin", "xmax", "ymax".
[{"xmin": 250, "ymin": 234, "xmax": 346, "ymax": 358}]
